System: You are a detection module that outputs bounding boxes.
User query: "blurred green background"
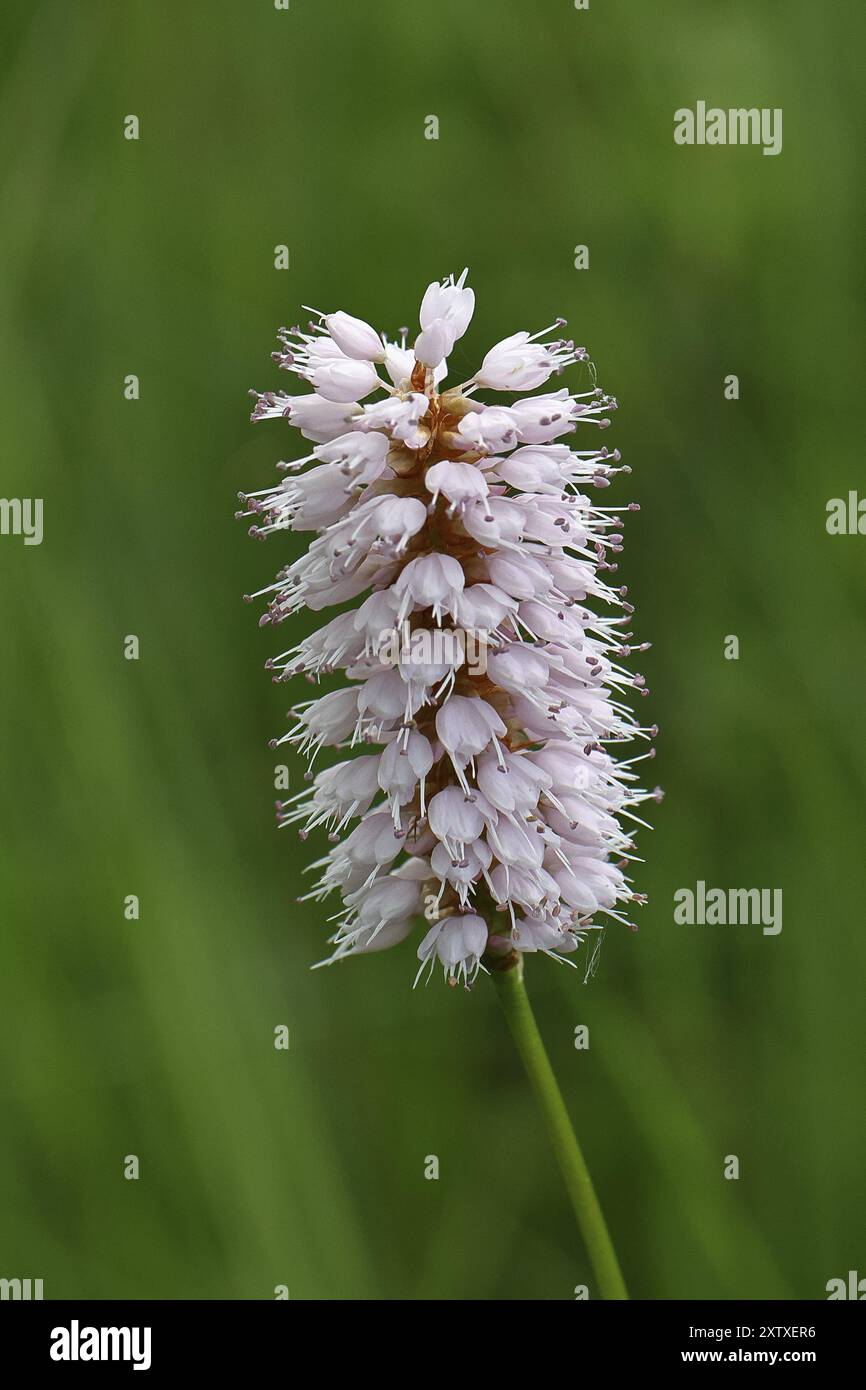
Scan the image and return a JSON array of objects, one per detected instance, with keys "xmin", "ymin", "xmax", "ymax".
[{"xmin": 1, "ymin": 0, "xmax": 863, "ymax": 1301}]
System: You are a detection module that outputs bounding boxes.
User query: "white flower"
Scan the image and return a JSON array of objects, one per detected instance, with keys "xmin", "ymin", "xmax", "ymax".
[
  {"xmin": 244, "ymin": 271, "xmax": 657, "ymax": 985},
  {"xmin": 394, "ymin": 552, "xmax": 465, "ymax": 622},
  {"xmin": 377, "ymin": 731, "xmax": 435, "ymax": 811},
  {"xmin": 486, "ymin": 550, "xmax": 554, "ymax": 600},
  {"xmin": 310, "ymin": 357, "xmax": 382, "ymax": 403},
  {"xmin": 414, "ymin": 319, "xmax": 454, "ymax": 369},
  {"xmin": 313, "ymin": 430, "xmax": 391, "ymax": 485},
  {"xmin": 435, "ymin": 695, "xmax": 506, "ymax": 771},
  {"xmin": 474, "ymin": 323, "xmax": 583, "ymax": 392},
  {"xmin": 252, "ymin": 391, "xmax": 362, "ymax": 443},
  {"xmin": 413, "ymin": 269, "xmax": 475, "ymax": 367},
  {"xmin": 417, "ymin": 913, "xmax": 488, "ymax": 985},
  {"xmin": 426, "ymin": 786, "xmax": 488, "ymax": 854},
  {"xmin": 488, "ymin": 444, "xmax": 569, "ymax": 492},
  {"xmin": 456, "ymin": 405, "xmax": 519, "ymax": 454},
  {"xmin": 424, "ymin": 460, "xmax": 489, "ymax": 510},
  {"xmin": 359, "ymin": 392, "xmax": 430, "ymax": 449},
  {"xmin": 452, "ymin": 582, "xmax": 516, "ymax": 630},
  {"xmin": 369, "ymin": 496, "xmax": 428, "ymax": 551},
  {"xmin": 419, "ymin": 268, "xmax": 475, "ymax": 341},
  {"xmin": 324, "ymin": 311, "xmax": 385, "ymax": 362}
]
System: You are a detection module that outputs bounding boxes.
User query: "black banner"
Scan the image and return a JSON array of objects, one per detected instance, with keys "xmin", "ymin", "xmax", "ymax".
[{"xmin": 1, "ymin": 1299, "xmax": 862, "ymax": 1374}]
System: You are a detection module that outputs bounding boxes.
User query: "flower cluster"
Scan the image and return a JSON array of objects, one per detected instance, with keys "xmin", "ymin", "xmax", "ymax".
[{"xmin": 241, "ymin": 271, "xmax": 658, "ymax": 986}]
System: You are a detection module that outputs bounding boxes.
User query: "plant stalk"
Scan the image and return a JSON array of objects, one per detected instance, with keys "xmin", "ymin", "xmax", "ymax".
[{"xmin": 491, "ymin": 956, "xmax": 628, "ymax": 1300}]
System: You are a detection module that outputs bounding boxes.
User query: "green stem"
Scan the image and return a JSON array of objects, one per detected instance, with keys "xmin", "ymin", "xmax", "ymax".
[{"xmin": 491, "ymin": 957, "xmax": 629, "ymax": 1300}]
